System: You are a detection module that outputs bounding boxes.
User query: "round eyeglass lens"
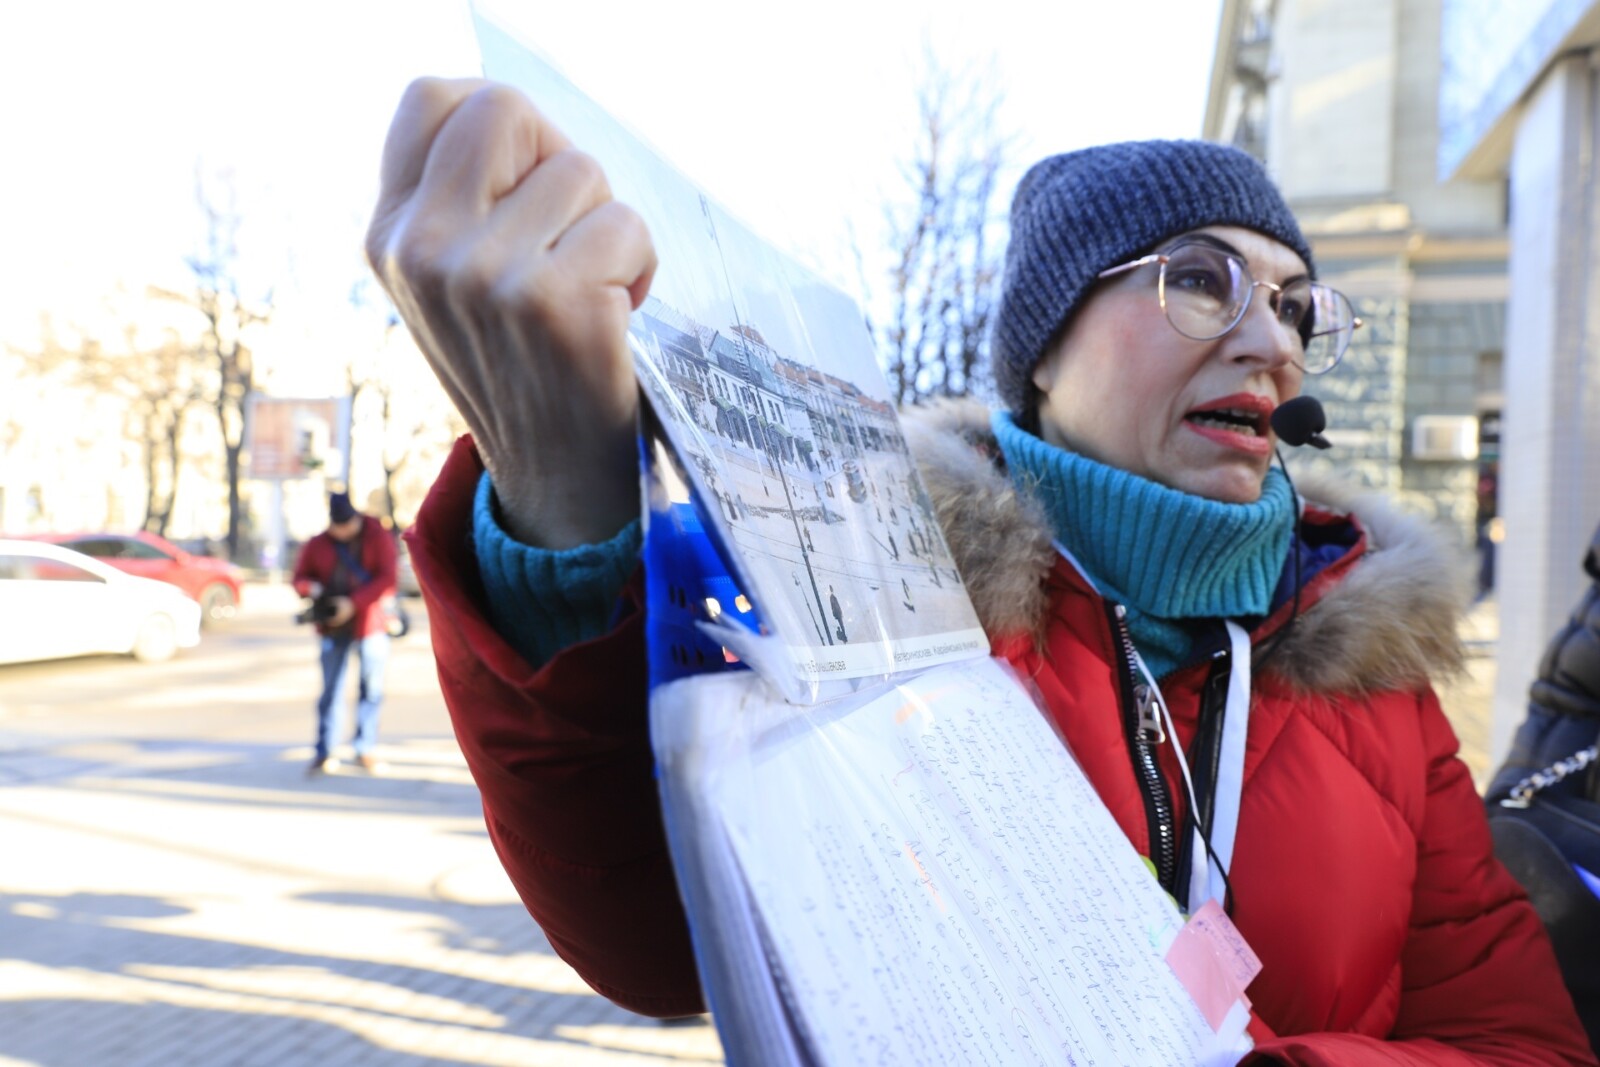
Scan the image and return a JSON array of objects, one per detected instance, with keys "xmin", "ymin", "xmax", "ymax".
[
  {"xmin": 1299, "ymin": 284, "xmax": 1356, "ymax": 374},
  {"xmin": 1158, "ymin": 244, "xmax": 1249, "ymax": 341}
]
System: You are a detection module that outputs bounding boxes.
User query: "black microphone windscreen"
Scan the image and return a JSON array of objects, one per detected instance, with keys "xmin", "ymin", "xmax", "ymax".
[{"xmin": 1271, "ymin": 396, "xmax": 1327, "ymax": 447}]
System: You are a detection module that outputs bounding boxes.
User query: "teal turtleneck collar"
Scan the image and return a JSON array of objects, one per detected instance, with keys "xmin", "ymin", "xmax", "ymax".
[{"xmin": 992, "ymin": 410, "xmax": 1295, "ymax": 678}]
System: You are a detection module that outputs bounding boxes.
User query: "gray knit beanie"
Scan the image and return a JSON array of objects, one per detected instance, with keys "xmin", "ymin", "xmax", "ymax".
[{"xmin": 991, "ymin": 140, "xmax": 1314, "ymax": 415}]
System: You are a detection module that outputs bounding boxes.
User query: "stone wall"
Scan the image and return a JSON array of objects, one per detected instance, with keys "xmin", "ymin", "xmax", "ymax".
[
  {"xmin": 1284, "ymin": 294, "xmax": 1407, "ymax": 498},
  {"xmin": 1398, "ymin": 300, "xmax": 1504, "ymax": 541}
]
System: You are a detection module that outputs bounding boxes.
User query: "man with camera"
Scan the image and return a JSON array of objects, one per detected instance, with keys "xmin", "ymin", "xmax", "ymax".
[{"xmin": 292, "ymin": 491, "xmax": 398, "ymax": 775}]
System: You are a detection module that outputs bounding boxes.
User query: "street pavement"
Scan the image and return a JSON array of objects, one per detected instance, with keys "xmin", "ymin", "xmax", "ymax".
[
  {"xmin": 0, "ymin": 577, "xmax": 1504, "ymax": 1067},
  {"xmin": 1438, "ymin": 594, "xmax": 1500, "ymax": 789},
  {"xmin": 0, "ymin": 582, "xmax": 724, "ymax": 1067}
]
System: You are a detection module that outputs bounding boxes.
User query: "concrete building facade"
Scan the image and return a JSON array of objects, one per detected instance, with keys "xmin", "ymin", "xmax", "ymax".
[
  {"xmin": 1206, "ymin": 0, "xmax": 1509, "ymax": 547},
  {"xmin": 1438, "ymin": 0, "xmax": 1600, "ymax": 767}
]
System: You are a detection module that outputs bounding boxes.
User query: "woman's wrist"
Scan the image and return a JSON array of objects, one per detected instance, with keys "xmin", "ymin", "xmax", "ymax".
[
  {"xmin": 482, "ymin": 427, "xmax": 640, "ymax": 551},
  {"xmin": 474, "ymin": 470, "xmax": 642, "ymax": 668}
]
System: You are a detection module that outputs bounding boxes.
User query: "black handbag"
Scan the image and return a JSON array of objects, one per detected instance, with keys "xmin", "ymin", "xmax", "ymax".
[{"xmin": 1488, "ymin": 740, "xmax": 1600, "ymax": 1052}]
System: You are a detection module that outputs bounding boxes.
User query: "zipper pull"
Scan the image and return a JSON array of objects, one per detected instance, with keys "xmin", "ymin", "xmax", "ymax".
[{"xmin": 1134, "ymin": 683, "xmax": 1165, "ymax": 744}]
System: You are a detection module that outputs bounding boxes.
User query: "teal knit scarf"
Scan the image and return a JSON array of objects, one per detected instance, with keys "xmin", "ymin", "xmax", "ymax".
[{"xmin": 992, "ymin": 411, "xmax": 1294, "ymax": 677}]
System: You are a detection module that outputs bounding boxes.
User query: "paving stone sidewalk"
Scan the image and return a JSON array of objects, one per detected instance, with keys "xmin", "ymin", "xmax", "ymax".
[
  {"xmin": 0, "ymin": 585, "xmax": 723, "ymax": 1067},
  {"xmin": 1438, "ymin": 594, "xmax": 1500, "ymax": 788},
  {"xmin": 0, "ymin": 742, "xmax": 725, "ymax": 1067}
]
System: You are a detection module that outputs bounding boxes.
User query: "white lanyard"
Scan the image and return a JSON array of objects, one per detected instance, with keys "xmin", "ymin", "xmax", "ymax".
[
  {"xmin": 1185, "ymin": 621, "xmax": 1251, "ymax": 911},
  {"xmin": 1053, "ymin": 543, "xmax": 1252, "ymax": 912}
]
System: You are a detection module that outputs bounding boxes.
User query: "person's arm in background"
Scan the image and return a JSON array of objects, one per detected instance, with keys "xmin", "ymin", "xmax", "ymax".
[
  {"xmin": 370, "ymin": 79, "xmax": 702, "ymax": 1015},
  {"xmin": 290, "ymin": 539, "xmax": 323, "ymax": 600}
]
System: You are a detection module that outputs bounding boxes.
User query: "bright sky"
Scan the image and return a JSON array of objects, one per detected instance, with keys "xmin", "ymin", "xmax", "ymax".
[{"xmin": 0, "ymin": 0, "xmax": 1222, "ymax": 379}]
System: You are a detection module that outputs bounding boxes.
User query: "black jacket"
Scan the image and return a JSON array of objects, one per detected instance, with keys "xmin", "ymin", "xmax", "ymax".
[{"xmin": 1488, "ymin": 525, "xmax": 1600, "ymax": 803}]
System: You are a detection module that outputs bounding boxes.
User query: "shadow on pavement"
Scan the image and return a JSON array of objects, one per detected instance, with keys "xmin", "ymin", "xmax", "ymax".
[
  {"xmin": 6, "ymin": 890, "xmax": 191, "ymax": 922},
  {"xmin": 296, "ymin": 891, "xmax": 555, "ymax": 959},
  {"xmin": 0, "ymin": 1000, "xmax": 462, "ymax": 1067},
  {"xmin": 0, "ymin": 889, "xmax": 710, "ymax": 1065},
  {"xmin": 7, "ymin": 737, "xmax": 484, "ymax": 822}
]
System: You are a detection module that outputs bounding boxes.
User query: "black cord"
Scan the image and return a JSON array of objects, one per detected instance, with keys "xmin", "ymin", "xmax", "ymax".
[
  {"xmin": 1177, "ymin": 661, "xmax": 1237, "ymax": 917},
  {"xmin": 1190, "ymin": 803, "xmax": 1238, "ymax": 917},
  {"xmin": 1253, "ymin": 447, "xmax": 1303, "ymax": 672}
]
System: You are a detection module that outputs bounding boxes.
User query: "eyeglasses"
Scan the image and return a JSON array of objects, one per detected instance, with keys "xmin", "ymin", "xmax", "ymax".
[{"xmin": 1096, "ymin": 241, "xmax": 1363, "ymax": 374}]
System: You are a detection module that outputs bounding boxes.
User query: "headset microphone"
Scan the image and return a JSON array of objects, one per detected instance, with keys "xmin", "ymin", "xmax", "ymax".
[
  {"xmin": 1255, "ymin": 396, "xmax": 1326, "ymax": 679},
  {"xmin": 1270, "ymin": 395, "xmax": 1331, "ymax": 450}
]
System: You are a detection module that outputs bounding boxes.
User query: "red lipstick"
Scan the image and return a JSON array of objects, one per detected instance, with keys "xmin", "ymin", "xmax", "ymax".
[{"xmin": 1183, "ymin": 393, "xmax": 1275, "ymax": 456}]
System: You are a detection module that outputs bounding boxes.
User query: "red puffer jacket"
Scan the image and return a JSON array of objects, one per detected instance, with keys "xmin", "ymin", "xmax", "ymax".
[
  {"xmin": 291, "ymin": 518, "xmax": 398, "ymax": 639},
  {"xmin": 410, "ymin": 402, "xmax": 1595, "ymax": 1065}
]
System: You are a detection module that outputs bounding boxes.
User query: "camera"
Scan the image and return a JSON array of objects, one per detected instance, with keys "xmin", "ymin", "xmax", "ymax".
[{"xmin": 293, "ymin": 595, "xmax": 339, "ymax": 626}]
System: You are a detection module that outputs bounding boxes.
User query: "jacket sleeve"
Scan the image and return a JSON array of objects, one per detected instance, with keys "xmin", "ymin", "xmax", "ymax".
[
  {"xmin": 1248, "ymin": 687, "xmax": 1596, "ymax": 1066},
  {"xmin": 1526, "ymin": 583, "xmax": 1600, "ymax": 722},
  {"xmin": 1488, "ymin": 523, "xmax": 1599, "ymax": 800},
  {"xmin": 290, "ymin": 540, "xmax": 321, "ymax": 599},
  {"xmin": 408, "ymin": 435, "xmax": 704, "ymax": 1019},
  {"xmin": 1488, "ymin": 562, "xmax": 1600, "ymax": 801}
]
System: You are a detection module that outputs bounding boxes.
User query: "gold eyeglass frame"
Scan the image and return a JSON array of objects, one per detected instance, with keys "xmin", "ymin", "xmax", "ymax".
[{"xmin": 1096, "ymin": 244, "xmax": 1364, "ymax": 375}]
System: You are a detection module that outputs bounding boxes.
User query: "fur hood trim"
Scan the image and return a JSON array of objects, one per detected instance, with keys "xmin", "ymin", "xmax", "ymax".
[{"xmin": 904, "ymin": 399, "xmax": 1470, "ymax": 693}]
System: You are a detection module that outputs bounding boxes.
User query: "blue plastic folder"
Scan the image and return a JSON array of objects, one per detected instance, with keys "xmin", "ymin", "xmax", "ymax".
[{"xmin": 637, "ymin": 421, "xmax": 760, "ymax": 693}]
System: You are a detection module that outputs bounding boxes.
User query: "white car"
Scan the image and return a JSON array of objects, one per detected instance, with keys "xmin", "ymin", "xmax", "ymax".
[{"xmin": 0, "ymin": 539, "xmax": 203, "ymax": 666}]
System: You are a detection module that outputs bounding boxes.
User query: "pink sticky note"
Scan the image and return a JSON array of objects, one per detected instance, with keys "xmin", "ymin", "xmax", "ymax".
[
  {"xmin": 1165, "ymin": 919, "xmax": 1242, "ymax": 1031},
  {"xmin": 1188, "ymin": 900, "xmax": 1263, "ymax": 988}
]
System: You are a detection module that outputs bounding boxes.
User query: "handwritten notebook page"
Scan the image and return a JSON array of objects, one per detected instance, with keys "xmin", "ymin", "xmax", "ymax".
[{"xmin": 661, "ymin": 658, "xmax": 1251, "ymax": 1065}]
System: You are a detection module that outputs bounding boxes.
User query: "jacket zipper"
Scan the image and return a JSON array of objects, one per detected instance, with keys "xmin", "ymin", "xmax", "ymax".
[{"xmin": 1105, "ymin": 602, "xmax": 1178, "ymax": 896}]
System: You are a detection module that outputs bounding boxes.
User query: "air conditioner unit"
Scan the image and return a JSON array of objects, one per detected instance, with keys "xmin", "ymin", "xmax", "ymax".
[{"xmin": 1411, "ymin": 415, "xmax": 1479, "ymax": 461}]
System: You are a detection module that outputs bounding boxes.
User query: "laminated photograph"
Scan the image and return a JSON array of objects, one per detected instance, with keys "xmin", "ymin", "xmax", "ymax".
[
  {"xmin": 478, "ymin": 9, "xmax": 988, "ymax": 698},
  {"xmin": 475, "ymin": 7, "xmax": 1253, "ymax": 1065}
]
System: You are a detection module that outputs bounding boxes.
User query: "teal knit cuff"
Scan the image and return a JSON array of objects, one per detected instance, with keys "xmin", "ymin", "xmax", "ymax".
[{"xmin": 473, "ymin": 472, "xmax": 642, "ymax": 669}]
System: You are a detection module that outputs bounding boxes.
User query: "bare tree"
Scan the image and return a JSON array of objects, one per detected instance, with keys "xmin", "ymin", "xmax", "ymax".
[
  {"xmin": 125, "ymin": 331, "xmax": 205, "ymax": 534},
  {"xmin": 13, "ymin": 321, "xmax": 204, "ymax": 534},
  {"xmin": 866, "ymin": 59, "xmax": 1010, "ymax": 406},
  {"xmin": 152, "ymin": 173, "xmax": 272, "ymax": 560},
  {"xmin": 0, "ymin": 411, "xmax": 20, "ymax": 454}
]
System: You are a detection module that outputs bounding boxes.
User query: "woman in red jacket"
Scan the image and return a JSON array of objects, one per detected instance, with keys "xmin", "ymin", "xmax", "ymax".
[{"xmin": 367, "ymin": 78, "xmax": 1596, "ymax": 1064}]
